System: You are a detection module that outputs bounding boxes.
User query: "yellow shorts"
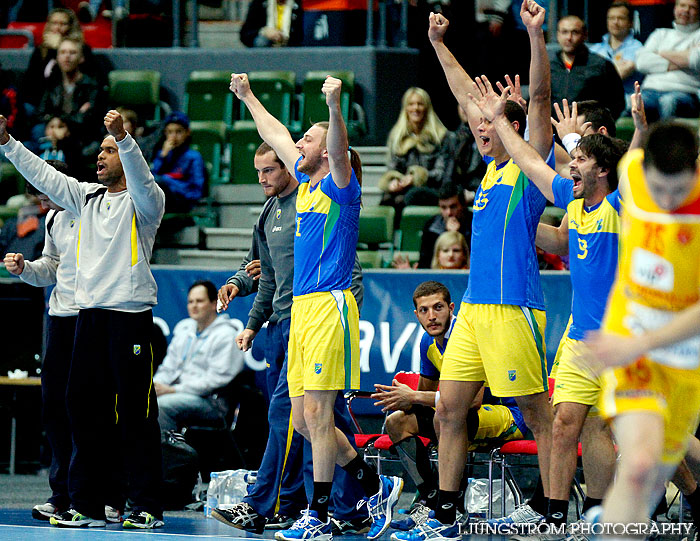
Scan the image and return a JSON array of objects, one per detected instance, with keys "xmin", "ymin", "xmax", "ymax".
[
  {"xmin": 468, "ymin": 404, "xmax": 524, "ymax": 451},
  {"xmin": 549, "ymin": 315, "xmax": 572, "ymax": 380},
  {"xmin": 440, "ymin": 303, "xmax": 548, "ymax": 397},
  {"xmin": 288, "ymin": 289, "xmax": 360, "ymax": 398},
  {"xmin": 599, "ymin": 358, "xmax": 700, "ymax": 464},
  {"xmin": 552, "ymin": 336, "xmax": 601, "ymax": 415}
]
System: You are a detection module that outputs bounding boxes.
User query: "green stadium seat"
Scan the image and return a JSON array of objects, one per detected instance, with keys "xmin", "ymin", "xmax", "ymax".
[
  {"xmin": 228, "ymin": 121, "xmax": 263, "ymax": 184},
  {"xmin": 240, "ymin": 71, "xmax": 297, "ymax": 131},
  {"xmin": 358, "ymin": 206, "xmax": 394, "ymax": 249},
  {"xmin": 184, "ymin": 71, "xmax": 235, "ymax": 124},
  {"xmin": 108, "ymin": 70, "xmax": 163, "ymax": 125},
  {"xmin": 356, "ymin": 250, "xmax": 383, "ymax": 269},
  {"xmin": 300, "ymin": 70, "xmax": 354, "ymax": 132},
  {"xmin": 0, "ymin": 162, "xmax": 24, "ymax": 204},
  {"xmin": 398, "ymin": 206, "xmax": 439, "ymax": 252},
  {"xmin": 615, "ymin": 117, "xmax": 634, "ymax": 142},
  {"xmin": 189, "ymin": 121, "xmax": 227, "ymax": 184}
]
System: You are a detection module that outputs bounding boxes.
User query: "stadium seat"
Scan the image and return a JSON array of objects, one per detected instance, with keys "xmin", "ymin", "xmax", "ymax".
[
  {"xmin": 228, "ymin": 120, "xmax": 262, "ymax": 184},
  {"xmin": 240, "ymin": 71, "xmax": 297, "ymax": 131},
  {"xmin": 184, "ymin": 71, "xmax": 235, "ymax": 124},
  {"xmin": 358, "ymin": 206, "xmax": 395, "ymax": 250},
  {"xmin": 356, "ymin": 250, "xmax": 383, "ymax": 269},
  {"xmin": 189, "ymin": 120, "xmax": 227, "ymax": 184},
  {"xmin": 0, "ymin": 29, "xmax": 34, "ymax": 49},
  {"xmin": 299, "ymin": 70, "xmax": 365, "ymax": 138},
  {"xmin": 398, "ymin": 206, "xmax": 439, "ymax": 252},
  {"xmin": 615, "ymin": 117, "xmax": 634, "ymax": 142},
  {"xmin": 108, "ymin": 70, "xmax": 165, "ymax": 126}
]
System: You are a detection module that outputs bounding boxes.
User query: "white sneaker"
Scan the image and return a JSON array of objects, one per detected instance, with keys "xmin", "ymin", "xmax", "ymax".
[
  {"xmin": 32, "ymin": 502, "xmax": 58, "ymax": 521},
  {"xmin": 485, "ymin": 504, "xmax": 545, "ymax": 526},
  {"xmin": 105, "ymin": 505, "xmax": 122, "ymax": 523}
]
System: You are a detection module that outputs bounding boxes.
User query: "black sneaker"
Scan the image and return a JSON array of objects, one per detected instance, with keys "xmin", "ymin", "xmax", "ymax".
[
  {"xmin": 266, "ymin": 513, "xmax": 297, "ymax": 530},
  {"xmin": 212, "ymin": 502, "xmax": 267, "ymax": 534},
  {"xmin": 49, "ymin": 508, "xmax": 106, "ymax": 528},
  {"xmin": 122, "ymin": 511, "xmax": 164, "ymax": 529},
  {"xmin": 331, "ymin": 515, "xmax": 372, "ymax": 535}
]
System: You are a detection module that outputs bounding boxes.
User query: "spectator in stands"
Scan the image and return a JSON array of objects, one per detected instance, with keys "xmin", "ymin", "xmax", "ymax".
[
  {"xmin": 32, "ymin": 36, "xmax": 103, "ymax": 153},
  {"xmin": 549, "ymin": 15, "xmax": 626, "ymax": 119},
  {"xmin": 636, "ymin": 0, "xmax": 700, "ymax": 121},
  {"xmin": 0, "ymin": 188, "xmax": 47, "ymax": 264},
  {"xmin": 379, "ymin": 87, "xmax": 450, "ymax": 217},
  {"xmin": 35, "ymin": 116, "xmax": 83, "ymax": 177},
  {"xmin": 440, "ymin": 105, "xmax": 486, "ymax": 205},
  {"xmin": 153, "ymin": 280, "xmax": 244, "ymax": 433},
  {"xmin": 117, "ymin": 107, "xmax": 158, "ymax": 162},
  {"xmin": 589, "ymin": 2, "xmax": 644, "ymax": 111},
  {"xmin": 0, "ymin": 64, "xmax": 20, "ymax": 136},
  {"xmin": 23, "ymin": 9, "xmax": 84, "ymax": 109},
  {"xmin": 151, "ymin": 111, "xmax": 206, "ymax": 213},
  {"xmin": 431, "ymin": 231, "xmax": 469, "ymax": 270},
  {"xmin": 240, "ymin": 0, "xmax": 304, "ymax": 48}
]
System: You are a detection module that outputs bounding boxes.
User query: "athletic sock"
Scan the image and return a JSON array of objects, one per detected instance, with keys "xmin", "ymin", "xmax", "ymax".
[
  {"xmin": 418, "ymin": 482, "xmax": 438, "ymax": 510},
  {"xmin": 527, "ymin": 477, "xmax": 548, "ymax": 516},
  {"xmin": 310, "ymin": 482, "xmax": 332, "ymax": 522},
  {"xmin": 582, "ymin": 497, "xmax": 602, "ymax": 514},
  {"xmin": 456, "ymin": 474, "xmax": 469, "ymax": 514},
  {"xmin": 547, "ymin": 498, "xmax": 569, "ymax": 525},
  {"xmin": 342, "ymin": 454, "xmax": 380, "ymax": 497},
  {"xmin": 435, "ymin": 490, "xmax": 459, "ymax": 525},
  {"xmin": 685, "ymin": 487, "xmax": 700, "ymax": 527}
]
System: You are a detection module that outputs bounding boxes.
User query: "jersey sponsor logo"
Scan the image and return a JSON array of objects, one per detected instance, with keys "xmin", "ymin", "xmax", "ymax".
[
  {"xmin": 133, "ymin": 344, "xmax": 141, "ymax": 355},
  {"xmin": 276, "ymin": 209, "xmax": 282, "ymax": 220},
  {"xmin": 677, "ymin": 226, "xmax": 693, "ymax": 245},
  {"xmin": 272, "ymin": 226, "xmax": 282, "ymax": 232},
  {"xmin": 315, "ymin": 363, "xmax": 322, "ymax": 374},
  {"xmin": 70, "ymin": 220, "xmax": 75, "ymax": 228},
  {"xmin": 596, "ymin": 219, "xmax": 603, "ymax": 231},
  {"xmin": 473, "ymin": 190, "xmax": 489, "ymax": 211},
  {"xmin": 106, "ymin": 201, "xmax": 111, "ymax": 210},
  {"xmin": 631, "ymin": 248, "xmax": 674, "ymax": 292},
  {"xmin": 508, "ymin": 370, "xmax": 516, "ymax": 381}
]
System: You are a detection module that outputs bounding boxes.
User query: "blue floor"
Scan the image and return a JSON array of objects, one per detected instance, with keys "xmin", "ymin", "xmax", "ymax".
[{"xmin": 0, "ymin": 508, "xmax": 314, "ymax": 540}]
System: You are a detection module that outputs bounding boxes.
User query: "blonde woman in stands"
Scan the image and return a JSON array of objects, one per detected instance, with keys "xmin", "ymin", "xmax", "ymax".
[
  {"xmin": 431, "ymin": 231, "xmax": 469, "ymax": 270},
  {"xmin": 379, "ymin": 87, "xmax": 450, "ymax": 217}
]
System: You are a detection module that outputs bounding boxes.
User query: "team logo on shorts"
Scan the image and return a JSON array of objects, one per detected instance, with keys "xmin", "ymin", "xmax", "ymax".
[
  {"xmin": 508, "ymin": 370, "xmax": 516, "ymax": 381},
  {"xmin": 314, "ymin": 363, "xmax": 322, "ymax": 374},
  {"xmin": 133, "ymin": 345, "xmax": 141, "ymax": 355}
]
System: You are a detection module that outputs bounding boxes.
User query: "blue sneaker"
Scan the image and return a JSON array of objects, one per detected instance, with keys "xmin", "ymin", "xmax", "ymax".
[
  {"xmin": 390, "ymin": 518, "xmax": 460, "ymax": 541},
  {"xmin": 275, "ymin": 508, "xmax": 332, "ymax": 541},
  {"xmin": 391, "ymin": 503, "xmax": 431, "ymax": 531},
  {"xmin": 368, "ymin": 475, "xmax": 404, "ymax": 539}
]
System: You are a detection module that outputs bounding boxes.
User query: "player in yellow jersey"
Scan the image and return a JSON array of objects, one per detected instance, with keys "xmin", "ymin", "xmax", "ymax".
[
  {"xmin": 584, "ymin": 122, "xmax": 700, "ymax": 533},
  {"xmin": 230, "ymin": 73, "xmax": 403, "ymax": 541}
]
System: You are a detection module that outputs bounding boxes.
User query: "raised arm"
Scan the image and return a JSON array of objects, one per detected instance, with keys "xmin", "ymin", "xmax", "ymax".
[
  {"xmin": 230, "ymin": 73, "xmax": 299, "ymax": 173},
  {"xmin": 322, "ymin": 76, "xmax": 352, "ymax": 189},
  {"xmin": 105, "ymin": 110, "xmax": 165, "ymax": 225},
  {"xmin": 428, "ymin": 12, "xmax": 481, "ymax": 131},
  {"xmin": 521, "ymin": 0, "xmax": 552, "ymax": 159},
  {"xmin": 536, "ymin": 214, "xmax": 569, "ymax": 256},
  {"xmin": 629, "ymin": 81, "xmax": 648, "ymax": 151},
  {"xmin": 469, "ymin": 77, "xmax": 557, "ymax": 202}
]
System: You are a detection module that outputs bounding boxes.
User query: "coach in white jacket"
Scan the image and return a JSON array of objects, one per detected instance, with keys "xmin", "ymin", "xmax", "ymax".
[
  {"xmin": 154, "ymin": 280, "xmax": 243, "ymax": 432},
  {"xmin": 0, "ymin": 110, "xmax": 166, "ymax": 529}
]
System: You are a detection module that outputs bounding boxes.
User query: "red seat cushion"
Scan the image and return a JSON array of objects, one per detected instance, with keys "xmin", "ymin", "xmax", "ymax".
[
  {"xmin": 372, "ymin": 434, "xmax": 432, "ymax": 451},
  {"xmin": 354, "ymin": 434, "xmax": 380, "ymax": 448},
  {"xmin": 499, "ymin": 439, "xmax": 582, "ymax": 457}
]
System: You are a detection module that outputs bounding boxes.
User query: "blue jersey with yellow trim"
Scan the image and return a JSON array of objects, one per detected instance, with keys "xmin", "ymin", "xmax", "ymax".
[
  {"xmin": 293, "ymin": 158, "xmax": 361, "ymax": 296},
  {"xmin": 418, "ymin": 316, "xmax": 527, "ymax": 434},
  {"xmin": 419, "ymin": 317, "xmax": 456, "ymax": 380},
  {"xmin": 464, "ymin": 153, "xmax": 553, "ymax": 309},
  {"xmin": 552, "ymin": 175, "xmax": 621, "ymax": 340}
]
